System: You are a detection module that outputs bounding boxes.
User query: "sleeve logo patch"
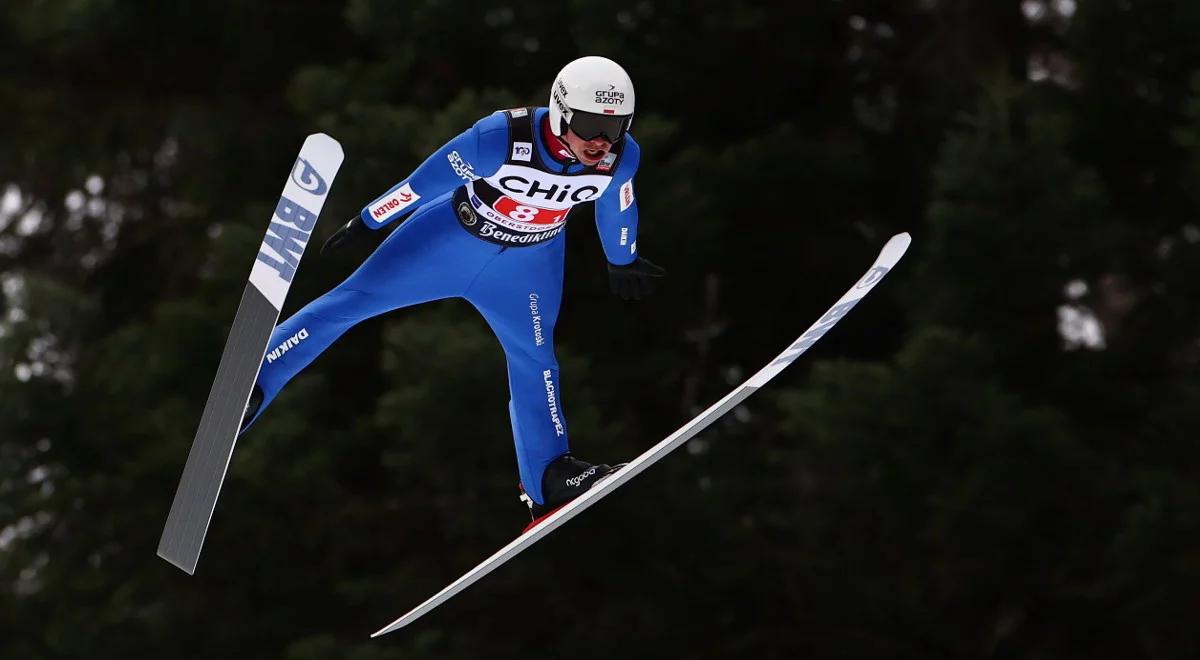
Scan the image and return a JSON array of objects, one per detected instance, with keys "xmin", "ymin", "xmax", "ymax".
[
  {"xmin": 367, "ymin": 183, "xmax": 421, "ymax": 224},
  {"xmin": 619, "ymin": 179, "xmax": 634, "ymax": 211},
  {"xmin": 512, "ymin": 142, "xmax": 533, "ymax": 162},
  {"xmin": 447, "ymin": 151, "xmax": 479, "ymax": 181}
]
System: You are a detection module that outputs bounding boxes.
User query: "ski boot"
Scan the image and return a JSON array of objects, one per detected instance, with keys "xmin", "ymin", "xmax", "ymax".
[{"xmin": 519, "ymin": 454, "xmax": 625, "ymax": 532}]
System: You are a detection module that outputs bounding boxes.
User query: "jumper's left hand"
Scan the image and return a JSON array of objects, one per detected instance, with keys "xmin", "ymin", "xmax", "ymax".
[{"xmin": 607, "ymin": 257, "xmax": 665, "ymax": 301}]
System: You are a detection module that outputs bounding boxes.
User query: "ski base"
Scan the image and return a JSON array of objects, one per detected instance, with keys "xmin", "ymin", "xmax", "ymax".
[
  {"xmin": 157, "ymin": 133, "xmax": 344, "ymax": 574},
  {"xmin": 370, "ymin": 232, "xmax": 911, "ymax": 637}
]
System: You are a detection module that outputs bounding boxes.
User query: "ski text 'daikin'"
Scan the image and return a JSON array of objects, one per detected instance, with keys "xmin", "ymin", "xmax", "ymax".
[{"xmin": 265, "ymin": 328, "xmax": 309, "ymax": 363}]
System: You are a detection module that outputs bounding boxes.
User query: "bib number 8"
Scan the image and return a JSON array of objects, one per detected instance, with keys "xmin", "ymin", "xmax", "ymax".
[
  {"xmin": 509, "ymin": 205, "xmax": 540, "ymax": 222},
  {"xmin": 493, "ymin": 196, "xmax": 567, "ymax": 225}
]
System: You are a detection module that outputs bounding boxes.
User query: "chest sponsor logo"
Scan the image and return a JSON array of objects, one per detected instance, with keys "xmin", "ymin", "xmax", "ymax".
[
  {"xmin": 498, "ymin": 175, "xmax": 600, "ymax": 204},
  {"xmin": 507, "ymin": 107, "xmax": 529, "ymax": 118},
  {"xmin": 368, "ymin": 183, "xmax": 420, "ymax": 223},
  {"xmin": 477, "ymin": 221, "xmax": 565, "ymax": 245},
  {"xmin": 512, "ymin": 142, "xmax": 533, "ymax": 162},
  {"xmin": 619, "ymin": 179, "xmax": 634, "ymax": 211}
]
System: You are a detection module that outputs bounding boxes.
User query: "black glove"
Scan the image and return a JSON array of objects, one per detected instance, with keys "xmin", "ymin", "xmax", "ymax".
[
  {"xmin": 607, "ymin": 257, "xmax": 665, "ymax": 301},
  {"xmin": 321, "ymin": 214, "xmax": 371, "ymax": 256},
  {"xmin": 323, "ymin": 209, "xmax": 419, "ymax": 256}
]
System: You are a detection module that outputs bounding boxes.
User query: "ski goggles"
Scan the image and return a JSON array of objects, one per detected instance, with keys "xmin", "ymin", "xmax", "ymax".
[{"xmin": 567, "ymin": 109, "xmax": 633, "ymax": 143}]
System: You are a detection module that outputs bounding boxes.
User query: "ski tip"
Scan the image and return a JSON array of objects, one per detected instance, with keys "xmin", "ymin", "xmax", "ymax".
[
  {"xmin": 303, "ymin": 133, "xmax": 345, "ymax": 159},
  {"xmin": 370, "ymin": 622, "xmax": 400, "ymax": 638},
  {"xmin": 371, "ymin": 606, "xmax": 425, "ymax": 638},
  {"xmin": 878, "ymin": 232, "xmax": 912, "ymax": 264}
]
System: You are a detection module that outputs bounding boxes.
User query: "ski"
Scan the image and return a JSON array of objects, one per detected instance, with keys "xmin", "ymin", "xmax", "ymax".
[
  {"xmin": 157, "ymin": 134, "xmax": 344, "ymax": 574},
  {"xmin": 370, "ymin": 232, "xmax": 912, "ymax": 637}
]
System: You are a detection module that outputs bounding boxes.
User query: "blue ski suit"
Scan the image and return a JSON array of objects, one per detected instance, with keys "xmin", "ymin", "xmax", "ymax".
[{"xmin": 249, "ymin": 107, "xmax": 642, "ymax": 505}]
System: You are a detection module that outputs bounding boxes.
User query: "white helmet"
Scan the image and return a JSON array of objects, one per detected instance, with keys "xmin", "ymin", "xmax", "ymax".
[{"xmin": 548, "ymin": 56, "xmax": 635, "ymax": 143}]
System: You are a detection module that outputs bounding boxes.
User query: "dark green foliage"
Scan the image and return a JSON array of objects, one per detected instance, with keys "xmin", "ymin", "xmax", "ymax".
[{"xmin": 2, "ymin": 1, "xmax": 1198, "ymax": 658}]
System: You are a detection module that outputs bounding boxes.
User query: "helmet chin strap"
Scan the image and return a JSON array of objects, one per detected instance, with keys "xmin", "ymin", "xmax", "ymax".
[
  {"xmin": 558, "ymin": 137, "xmax": 581, "ymax": 162},
  {"xmin": 546, "ymin": 115, "xmax": 580, "ymax": 161}
]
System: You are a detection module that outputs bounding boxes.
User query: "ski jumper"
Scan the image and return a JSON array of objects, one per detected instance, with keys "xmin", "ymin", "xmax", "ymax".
[{"xmin": 247, "ymin": 107, "xmax": 642, "ymax": 505}]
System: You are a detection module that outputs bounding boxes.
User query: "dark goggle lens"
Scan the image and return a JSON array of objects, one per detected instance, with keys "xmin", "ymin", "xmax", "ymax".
[{"xmin": 568, "ymin": 110, "xmax": 631, "ymax": 143}]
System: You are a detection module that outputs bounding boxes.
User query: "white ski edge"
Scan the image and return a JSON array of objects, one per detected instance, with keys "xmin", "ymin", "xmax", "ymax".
[{"xmin": 370, "ymin": 232, "xmax": 912, "ymax": 638}]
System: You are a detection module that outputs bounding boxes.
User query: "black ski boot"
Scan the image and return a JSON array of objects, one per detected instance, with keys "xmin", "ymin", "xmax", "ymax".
[{"xmin": 519, "ymin": 454, "xmax": 624, "ymax": 531}]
